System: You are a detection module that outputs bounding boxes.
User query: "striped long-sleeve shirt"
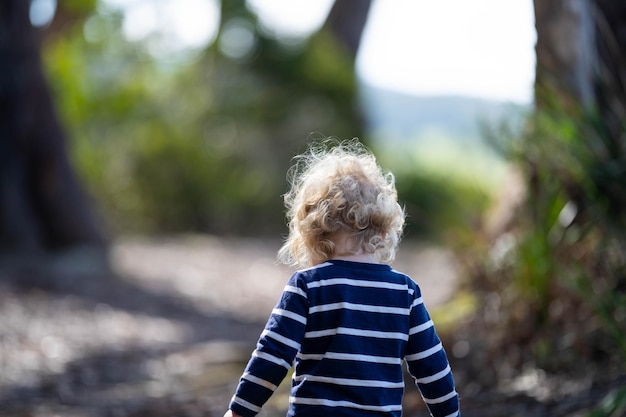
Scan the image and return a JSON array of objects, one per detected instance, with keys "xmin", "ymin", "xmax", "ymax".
[{"xmin": 229, "ymin": 259, "xmax": 460, "ymax": 417}]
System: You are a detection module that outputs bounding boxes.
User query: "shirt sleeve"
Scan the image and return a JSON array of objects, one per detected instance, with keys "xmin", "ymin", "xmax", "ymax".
[
  {"xmin": 405, "ymin": 284, "xmax": 460, "ymax": 417},
  {"xmin": 229, "ymin": 272, "xmax": 309, "ymax": 417}
]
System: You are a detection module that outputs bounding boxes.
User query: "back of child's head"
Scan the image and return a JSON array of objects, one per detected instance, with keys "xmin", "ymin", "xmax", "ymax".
[{"xmin": 278, "ymin": 138, "xmax": 405, "ymax": 268}]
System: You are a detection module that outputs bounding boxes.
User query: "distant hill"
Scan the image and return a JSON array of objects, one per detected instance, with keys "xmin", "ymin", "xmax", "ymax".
[{"xmin": 358, "ymin": 82, "xmax": 529, "ymax": 144}]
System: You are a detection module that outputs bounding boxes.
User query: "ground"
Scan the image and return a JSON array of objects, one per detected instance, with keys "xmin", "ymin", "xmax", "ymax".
[
  {"xmin": 0, "ymin": 236, "xmax": 460, "ymax": 417},
  {"xmin": 0, "ymin": 236, "xmax": 622, "ymax": 416}
]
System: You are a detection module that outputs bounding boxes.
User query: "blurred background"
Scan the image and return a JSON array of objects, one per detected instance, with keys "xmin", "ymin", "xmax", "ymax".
[{"xmin": 1, "ymin": 0, "xmax": 625, "ymax": 416}]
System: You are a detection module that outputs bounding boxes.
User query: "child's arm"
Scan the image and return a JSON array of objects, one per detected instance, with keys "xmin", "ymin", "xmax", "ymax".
[
  {"xmin": 223, "ymin": 411, "xmax": 243, "ymax": 417},
  {"xmin": 405, "ymin": 288, "xmax": 460, "ymax": 417},
  {"xmin": 227, "ymin": 273, "xmax": 309, "ymax": 417}
]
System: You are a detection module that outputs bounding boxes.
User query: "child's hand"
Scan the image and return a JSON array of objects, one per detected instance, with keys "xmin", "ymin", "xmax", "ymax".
[{"xmin": 223, "ymin": 410, "xmax": 243, "ymax": 417}]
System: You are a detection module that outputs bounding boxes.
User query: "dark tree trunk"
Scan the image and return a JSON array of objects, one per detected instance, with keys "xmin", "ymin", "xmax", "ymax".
[
  {"xmin": 533, "ymin": 0, "xmax": 626, "ymax": 111},
  {"xmin": 0, "ymin": 0, "xmax": 105, "ymax": 252},
  {"xmin": 593, "ymin": 0, "xmax": 626, "ymax": 142},
  {"xmin": 324, "ymin": 0, "xmax": 373, "ymax": 60},
  {"xmin": 533, "ymin": 0, "xmax": 597, "ymax": 108}
]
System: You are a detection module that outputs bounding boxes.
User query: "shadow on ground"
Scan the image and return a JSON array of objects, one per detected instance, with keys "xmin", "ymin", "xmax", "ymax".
[{"xmin": 0, "ymin": 236, "xmax": 281, "ymax": 417}]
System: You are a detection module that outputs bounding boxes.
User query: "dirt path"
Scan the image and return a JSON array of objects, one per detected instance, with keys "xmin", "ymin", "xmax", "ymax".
[
  {"xmin": 112, "ymin": 235, "xmax": 459, "ymax": 322},
  {"xmin": 0, "ymin": 236, "xmax": 459, "ymax": 417}
]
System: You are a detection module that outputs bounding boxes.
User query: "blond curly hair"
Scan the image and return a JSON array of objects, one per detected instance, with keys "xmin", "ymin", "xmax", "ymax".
[{"xmin": 278, "ymin": 139, "xmax": 405, "ymax": 268}]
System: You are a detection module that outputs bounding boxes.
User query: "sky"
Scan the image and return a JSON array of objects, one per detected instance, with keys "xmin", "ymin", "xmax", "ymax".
[
  {"xmin": 248, "ymin": 0, "xmax": 536, "ymax": 103},
  {"xmin": 357, "ymin": 0, "xmax": 536, "ymax": 103},
  {"xmin": 98, "ymin": 0, "xmax": 536, "ymax": 104}
]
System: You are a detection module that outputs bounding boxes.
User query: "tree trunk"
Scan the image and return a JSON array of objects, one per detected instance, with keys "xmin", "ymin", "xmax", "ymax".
[
  {"xmin": 593, "ymin": 0, "xmax": 626, "ymax": 143},
  {"xmin": 0, "ymin": 0, "xmax": 105, "ymax": 252},
  {"xmin": 534, "ymin": 0, "xmax": 626, "ymax": 112},
  {"xmin": 324, "ymin": 0, "xmax": 373, "ymax": 61},
  {"xmin": 533, "ymin": 0, "xmax": 597, "ymax": 108}
]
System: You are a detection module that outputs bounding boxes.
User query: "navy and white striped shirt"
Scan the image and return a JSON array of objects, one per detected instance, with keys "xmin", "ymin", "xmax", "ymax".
[{"xmin": 230, "ymin": 259, "xmax": 460, "ymax": 417}]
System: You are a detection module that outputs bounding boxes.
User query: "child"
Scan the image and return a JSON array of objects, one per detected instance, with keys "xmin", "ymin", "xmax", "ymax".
[{"xmin": 224, "ymin": 139, "xmax": 460, "ymax": 417}]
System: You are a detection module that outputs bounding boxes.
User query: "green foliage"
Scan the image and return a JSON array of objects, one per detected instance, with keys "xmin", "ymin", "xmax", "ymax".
[
  {"xmin": 63, "ymin": 0, "xmax": 97, "ymax": 13},
  {"xmin": 515, "ymin": 108, "xmax": 626, "ymax": 360},
  {"xmin": 374, "ymin": 140, "xmax": 497, "ymax": 243},
  {"xmin": 130, "ymin": 132, "xmax": 283, "ymax": 234},
  {"xmin": 42, "ymin": 3, "xmax": 363, "ymax": 237},
  {"xmin": 461, "ymin": 97, "xmax": 626, "ymax": 381},
  {"xmin": 586, "ymin": 388, "xmax": 626, "ymax": 417},
  {"xmin": 394, "ymin": 170, "xmax": 490, "ymax": 241}
]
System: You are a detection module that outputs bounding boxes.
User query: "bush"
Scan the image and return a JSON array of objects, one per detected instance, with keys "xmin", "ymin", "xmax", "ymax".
[
  {"xmin": 456, "ymin": 102, "xmax": 626, "ymax": 384},
  {"xmin": 43, "ymin": 7, "xmax": 363, "ymax": 238},
  {"xmin": 374, "ymin": 139, "xmax": 501, "ymax": 243}
]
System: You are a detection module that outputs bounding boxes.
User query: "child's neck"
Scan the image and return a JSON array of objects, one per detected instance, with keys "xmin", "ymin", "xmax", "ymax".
[
  {"xmin": 332, "ymin": 252, "xmax": 378, "ymax": 263},
  {"xmin": 332, "ymin": 232, "xmax": 378, "ymax": 264}
]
